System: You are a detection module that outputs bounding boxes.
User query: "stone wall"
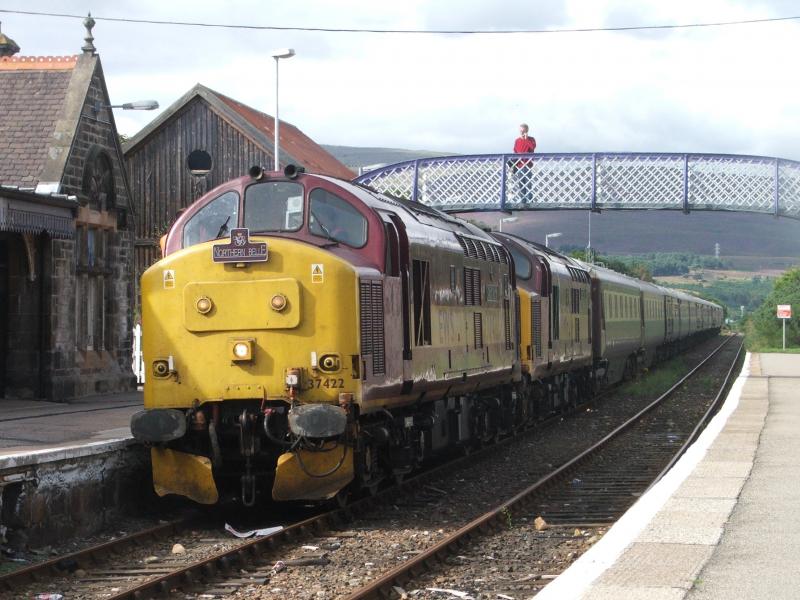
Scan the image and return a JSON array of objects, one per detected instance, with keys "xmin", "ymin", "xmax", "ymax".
[
  {"xmin": 48, "ymin": 59, "xmax": 135, "ymax": 400},
  {"xmin": 0, "ymin": 444, "xmax": 151, "ymax": 547},
  {"xmin": 60, "ymin": 61, "xmax": 129, "ymax": 212},
  {"xmin": 47, "ymin": 236, "xmax": 77, "ymax": 400}
]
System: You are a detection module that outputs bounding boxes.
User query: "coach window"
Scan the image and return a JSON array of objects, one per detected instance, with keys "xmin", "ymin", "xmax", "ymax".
[
  {"xmin": 183, "ymin": 190, "xmax": 239, "ymax": 248},
  {"xmin": 245, "ymin": 182, "xmax": 304, "ymax": 233},
  {"xmin": 507, "ymin": 245, "xmax": 531, "ymax": 280},
  {"xmin": 309, "ymin": 188, "xmax": 368, "ymax": 247}
]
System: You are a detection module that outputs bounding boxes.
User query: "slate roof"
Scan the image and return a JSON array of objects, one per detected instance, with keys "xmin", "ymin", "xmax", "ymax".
[
  {"xmin": 0, "ymin": 56, "xmax": 77, "ymax": 187},
  {"xmin": 123, "ymin": 83, "xmax": 354, "ymax": 179}
]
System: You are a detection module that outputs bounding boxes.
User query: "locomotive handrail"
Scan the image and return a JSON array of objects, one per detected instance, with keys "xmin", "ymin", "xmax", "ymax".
[{"xmin": 353, "ymin": 152, "xmax": 800, "ymax": 219}]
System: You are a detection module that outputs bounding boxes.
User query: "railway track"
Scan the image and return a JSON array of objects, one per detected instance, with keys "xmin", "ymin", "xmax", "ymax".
[
  {"xmin": 346, "ymin": 335, "xmax": 744, "ymax": 599},
  {"xmin": 0, "ymin": 335, "xmax": 737, "ymax": 600}
]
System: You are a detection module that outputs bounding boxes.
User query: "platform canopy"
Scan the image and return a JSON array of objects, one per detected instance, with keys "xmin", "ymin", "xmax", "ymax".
[{"xmin": 353, "ymin": 153, "xmax": 800, "ymax": 219}]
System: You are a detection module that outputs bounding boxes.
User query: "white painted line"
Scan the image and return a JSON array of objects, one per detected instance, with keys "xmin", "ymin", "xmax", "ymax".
[{"xmin": 535, "ymin": 352, "xmax": 752, "ymax": 600}]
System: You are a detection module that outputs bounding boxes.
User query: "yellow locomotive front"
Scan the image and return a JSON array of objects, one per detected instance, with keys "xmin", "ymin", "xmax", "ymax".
[{"xmin": 132, "ymin": 169, "xmax": 378, "ymax": 505}]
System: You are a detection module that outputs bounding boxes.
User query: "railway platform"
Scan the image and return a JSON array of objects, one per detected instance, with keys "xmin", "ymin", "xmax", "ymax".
[
  {"xmin": 0, "ymin": 391, "xmax": 140, "ymax": 462},
  {"xmin": 0, "ymin": 392, "xmax": 147, "ymax": 546},
  {"xmin": 539, "ymin": 352, "xmax": 800, "ymax": 600}
]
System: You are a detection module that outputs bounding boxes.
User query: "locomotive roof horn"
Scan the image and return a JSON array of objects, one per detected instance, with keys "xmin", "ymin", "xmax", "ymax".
[
  {"xmin": 249, "ymin": 165, "xmax": 265, "ymax": 180},
  {"xmin": 284, "ymin": 164, "xmax": 305, "ymax": 179}
]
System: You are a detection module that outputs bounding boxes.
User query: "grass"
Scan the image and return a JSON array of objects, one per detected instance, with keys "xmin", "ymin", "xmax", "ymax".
[
  {"xmin": 743, "ymin": 325, "xmax": 800, "ymax": 353},
  {"xmin": 693, "ymin": 374, "xmax": 717, "ymax": 393},
  {"xmin": 747, "ymin": 346, "xmax": 800, "ymax": 354},
  {"xmin": 620, "ymin": 357, "xmax": 690, "ymax": 399}
]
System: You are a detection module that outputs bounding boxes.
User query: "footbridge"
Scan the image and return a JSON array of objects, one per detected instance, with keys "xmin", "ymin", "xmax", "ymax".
[{"xmin": 353, "ymin": 153, "xmax": 800, "ymax": 219}]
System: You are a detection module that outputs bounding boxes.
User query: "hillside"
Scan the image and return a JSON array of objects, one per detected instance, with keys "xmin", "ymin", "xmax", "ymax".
[{"xmin": 482, "ymin": 210, "xmax": 800, "ymax": 268}]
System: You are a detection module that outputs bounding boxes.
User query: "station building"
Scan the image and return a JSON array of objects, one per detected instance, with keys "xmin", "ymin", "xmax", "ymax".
[{"xmin": 0, "ymin": 21, "xmax": 135, "ymax": 400}]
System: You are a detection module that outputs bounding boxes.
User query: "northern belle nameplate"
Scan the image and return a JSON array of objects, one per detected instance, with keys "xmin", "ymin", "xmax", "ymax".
[{"xmin": 212, "ymin": 228, "xmax": 268, "ymax": 263}]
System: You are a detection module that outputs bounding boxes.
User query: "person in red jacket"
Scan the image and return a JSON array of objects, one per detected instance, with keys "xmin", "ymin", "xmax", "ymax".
[{"xmin": 513, "ymin": 123, "xmax": 536, "ymax": 204}]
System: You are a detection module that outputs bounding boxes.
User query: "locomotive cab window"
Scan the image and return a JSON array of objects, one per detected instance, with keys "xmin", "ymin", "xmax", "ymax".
[
  {"xmin": 244, "ymin": 181, "xmax": 304, "ymax": 232},
  {"xmin": 309, "ymin": 188, "xmax": 368, "ymax": 247},
  {"xmin": 183, "ymin": 190, "xmax": 239, "ymax": 248},
  {"xmin": 507, "ymin": 245, "xmax": 531, "ymax": 280}
]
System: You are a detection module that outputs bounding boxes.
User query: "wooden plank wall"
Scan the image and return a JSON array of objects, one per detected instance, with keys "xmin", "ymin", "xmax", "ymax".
[{"xmin": 124, "ymin": 97, "xmax": 273, "ymax": 299}]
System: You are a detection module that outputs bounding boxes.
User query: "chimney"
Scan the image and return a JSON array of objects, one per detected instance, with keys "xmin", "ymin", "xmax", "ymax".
[
  {"xmin": 82, "ymin": 13, "xmax": 96, "ymax": 55},
  {"xmin": 0, "ymin": 22, "xmax": 21, "ymax": 57}
]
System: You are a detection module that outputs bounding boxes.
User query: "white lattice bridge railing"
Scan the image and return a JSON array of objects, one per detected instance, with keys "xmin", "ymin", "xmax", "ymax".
[{"xmin": 353, "ymin": 153, "xmax": 800, "ymax": 219}]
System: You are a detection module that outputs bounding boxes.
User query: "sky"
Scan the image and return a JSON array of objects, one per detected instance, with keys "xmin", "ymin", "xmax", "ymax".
[{"xmin": 1, "ymin": 0, "xmax": 799, "ymax": 159}]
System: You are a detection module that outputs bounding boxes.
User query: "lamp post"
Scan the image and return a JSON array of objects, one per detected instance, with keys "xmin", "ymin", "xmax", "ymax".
[
  {"xmin": 498, "ymin": 216, "xmax": 518, "ymax": 232},
  {"xmin": 545, "ymin": 232, "xmax": 562, "ymax": 248},
  {"xmin": 271, "ymin": 48, "xmax": 296, "ymax": 171},
  {"xmin": 93, "ymin": 100, "xmax": 159, "ymax": 112}
]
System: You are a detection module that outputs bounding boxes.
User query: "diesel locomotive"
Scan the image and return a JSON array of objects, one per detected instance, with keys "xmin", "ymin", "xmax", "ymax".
[{"xmin": 131, "ymin": 166, "xmax": 723, "ymax": 506}]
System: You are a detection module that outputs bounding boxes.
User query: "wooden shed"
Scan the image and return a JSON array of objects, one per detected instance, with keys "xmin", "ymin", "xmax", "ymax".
[{"xmin": 122, "ymin": 83, "xmax": 353, "ymax": 284}]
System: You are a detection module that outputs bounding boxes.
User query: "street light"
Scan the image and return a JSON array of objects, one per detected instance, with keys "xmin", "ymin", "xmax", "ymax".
[
  {"xmin": 271, "ymin": 48, "xmax": 296, "ymax": 170},
  {"xmin": 94, "ymin": 99, "xmax": 159, "ymax": 112},
  {"xmin": 498, "ymin": 216, "xmax": 518, "ymax": 232},
  {"xmin": 545, "ymin": 232, "xmax": 562, "ymax": 248}
]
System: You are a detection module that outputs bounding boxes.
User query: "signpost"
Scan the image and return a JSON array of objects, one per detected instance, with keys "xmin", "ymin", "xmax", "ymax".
[{"xmin": 777, "ymin": 305, "xmax": 792, "ymax": 350}]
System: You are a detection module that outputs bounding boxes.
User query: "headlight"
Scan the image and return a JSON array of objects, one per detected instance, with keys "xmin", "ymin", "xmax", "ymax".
[
  {"xmin": 196, "ymin": 296, "xmax": 213, "ymax": 314},
  {"xmin": 229, "ymin": 339, "xmax": 254, "ymax": 362},
  {"xmin": 270, "ymin": 293, "xmax": 288, "ymax": 312}
]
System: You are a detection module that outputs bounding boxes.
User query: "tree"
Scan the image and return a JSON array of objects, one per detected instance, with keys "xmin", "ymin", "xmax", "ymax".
[
  {"xmin": 566, "ymin": 249, "xmax": 653, "ymax": 282},
  {"xmin": 751, "ymin": 267, "xmax": 800, "ymax": 348}
]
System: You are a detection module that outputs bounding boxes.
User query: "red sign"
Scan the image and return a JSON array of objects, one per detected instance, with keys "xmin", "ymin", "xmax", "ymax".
[{"xmin": 777, "ymin": 304, "xmax": 792, "ymax": 319}]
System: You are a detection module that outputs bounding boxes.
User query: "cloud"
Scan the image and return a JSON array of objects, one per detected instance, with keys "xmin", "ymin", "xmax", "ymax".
[{"xmin": 3, "ymin": 0, "xmax": 799, "ymax": 161}]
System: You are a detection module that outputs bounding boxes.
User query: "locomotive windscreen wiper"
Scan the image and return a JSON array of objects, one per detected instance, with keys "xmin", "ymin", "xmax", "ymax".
[
  {"xmin": 215, "ymin": 216, "xmax": 231, "ymax": 239},
  {"xmin": 310, "ymin": 208, "xmax": 339, "ymax": 246}
]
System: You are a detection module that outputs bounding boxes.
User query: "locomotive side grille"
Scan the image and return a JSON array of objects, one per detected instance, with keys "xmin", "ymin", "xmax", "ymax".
[
  {"xmin": 456, "ymin": 235, "xmax": 470, "ymax": 256},
  {"xmin": 359, "ymin": 280, "xmax": 385, "ymax": 375},
  {"xmin": 503, "ymin": 299, "xmax": 512, "ymax": 350},
  {"xmin": 464, "ymin": 267, "xmax": 482, "ymax": 306},
  {"xmin": 532, "ymin": 296, "xmax": 543, "ymax": 358},
  {"xmin": 372, "ymin": 282, "xmax": 385, "ymax": 374},
  {"xmin": 464, "ymin": 238, "xmax": 479, "ymax": 259},
  {"xmin": 454, "ymin": 234, "xmax": 503, "ymax": 263},
  {"xmin": 473, "ymin": 312, "xmax": 483, "ymax": 349}
]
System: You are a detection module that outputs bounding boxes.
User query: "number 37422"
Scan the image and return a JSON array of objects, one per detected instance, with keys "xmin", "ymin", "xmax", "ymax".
[{"xmin": 308, "ymin": 378, "xmax": 345, "ymax": 389}]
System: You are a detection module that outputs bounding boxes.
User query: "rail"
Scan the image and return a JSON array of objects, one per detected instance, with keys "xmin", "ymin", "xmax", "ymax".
[{"xmin": 345, "ymin": 335, "xmax": 742, "ymax": 599}]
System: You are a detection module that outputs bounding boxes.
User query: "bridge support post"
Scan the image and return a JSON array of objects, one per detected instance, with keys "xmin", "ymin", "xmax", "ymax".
[
  {"xmin": 500, "ymin": 154, "xmax": 508, "ymax": 212},
  {"xmin": 412, "ymin": 159, "xmax": 420, "ymax": 202},
  {"xmin": 774, "ymin": 158, "xmax": 780, "ymax": 217},
  {"xmin": 682, "ymin": 155, "xmax": 690, "ymax": 214}
]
